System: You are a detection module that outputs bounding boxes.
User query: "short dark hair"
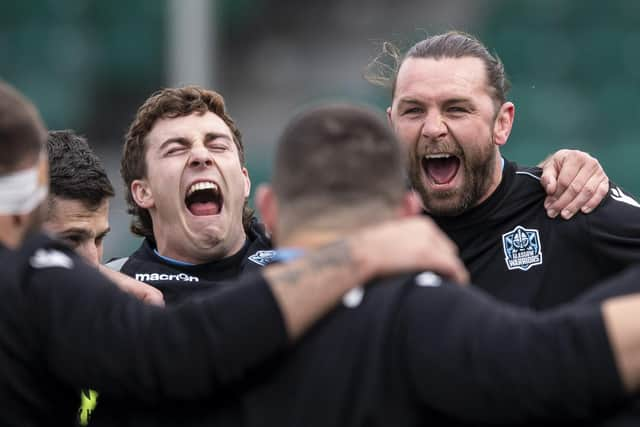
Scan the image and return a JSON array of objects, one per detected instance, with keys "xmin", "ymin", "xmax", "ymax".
[
  {"xmin": 46, "ymin": 130, "xmax": 115, "ymax": 212},
  {"xmin": 0, "ymin": 81, "xmax": 46, "ymax": 174},
  {"xmin": 273, "ymin": 104, "xmax": 405, "ymax": 219},
  {"xmin": 366, "ymin": 31, "xmax": 511, "ymax": 108},
  {"xmin": 121, "ymin": 86, "xmax": 252, "ymax": 239}
]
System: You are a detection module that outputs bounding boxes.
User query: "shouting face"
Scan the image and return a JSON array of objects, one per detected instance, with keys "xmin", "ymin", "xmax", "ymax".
[
  {"xmin": 132, "ymin": 111, "xmax": 250, "ymax": 264},
  {"xmin": 388, "ymin": 56, "xmax": 514, "ymax": 216}
]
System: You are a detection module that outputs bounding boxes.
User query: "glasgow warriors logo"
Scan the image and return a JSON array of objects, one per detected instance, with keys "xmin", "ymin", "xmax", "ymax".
[
  {"xmin": 248, "ymin": 250, "xmax": 277, "ymax": 266},
  {"xmin": 501, "ymin": 225, "xmax": 543, "ymax": 271}
]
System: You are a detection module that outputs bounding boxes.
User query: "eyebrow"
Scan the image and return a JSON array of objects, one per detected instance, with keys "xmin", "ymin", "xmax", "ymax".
[
  {"xmin": 204, "ymin": 132, "xmax": 233, "ymax": 143},
  {"xmin": 96, "ymin": 227, "xmax": 111, "ymax": 240},
  {"xmin": 159, "ymin": 137, "xmax": 189, "ymax": 151},
  {"xmin": 396, "ymin": 98, "xmax": 423, "ymax": 105},
  {"xmin": 58, "ymin": 226, "xmax": 111, "ymax": 241},
  {"xmin": 159, "ymin": 132, "xmax": 233, "ymax": 150},
  {"xmin": 58, "ymin": 228, "xmax": 92, "ymax": 240},
  {"xmin": 443, "ymin": 97, "xmax": 473, "ymax": 105}
]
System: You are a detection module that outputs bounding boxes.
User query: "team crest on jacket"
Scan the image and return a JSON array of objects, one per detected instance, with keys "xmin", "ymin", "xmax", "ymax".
[
  {"xmin": 501, "ymin": 226, "xmax": 543, "ymax": 271},
  {"xmin": 248, "ymin": 250, "xmax": 277, "ymax": 266}
]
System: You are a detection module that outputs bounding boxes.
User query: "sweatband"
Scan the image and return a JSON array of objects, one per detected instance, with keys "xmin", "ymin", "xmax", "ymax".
[{"xmin": 0, "ymin": 166, "xmax": 48, "ymax": 214}]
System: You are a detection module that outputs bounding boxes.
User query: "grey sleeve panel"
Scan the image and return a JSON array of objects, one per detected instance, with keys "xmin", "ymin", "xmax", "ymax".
[{"xmin": 104, "ymin": 257, "xmax": 129, "ymax": 272}]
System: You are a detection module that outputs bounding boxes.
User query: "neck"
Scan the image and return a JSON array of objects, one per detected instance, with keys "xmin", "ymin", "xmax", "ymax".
[
  {"xmin": 154, "ymin": 231, "xmax": 247, "ymax": 265},
  {"xmin": 278, "ymin": 229, "xmax": 344, "ymax": 250},
  {"xmin": 474, "ymin": 152, "xmax": 504, "ymax": 207},
  {"xmin": 276, "ymin": 206, "xmax": 397, "ymax": 249}
]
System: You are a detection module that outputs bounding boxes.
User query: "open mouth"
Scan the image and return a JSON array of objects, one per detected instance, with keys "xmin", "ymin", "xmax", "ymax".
[
  {"xmin": 421, "ymin": 154, "xmax": 461, "ymax": 185},
  {"xmin": 185, "ymin": 181, "xmax": 223, "ymax": 216}
]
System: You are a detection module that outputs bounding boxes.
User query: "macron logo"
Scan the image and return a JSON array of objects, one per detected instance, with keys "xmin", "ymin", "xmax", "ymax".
[
  {"xmin": 135, "ymin": 272, "xmax": 200, "ymax": 283},
  {"xmin": 30, "ymin": 249, "xmax": 74, "ymax": 269}
]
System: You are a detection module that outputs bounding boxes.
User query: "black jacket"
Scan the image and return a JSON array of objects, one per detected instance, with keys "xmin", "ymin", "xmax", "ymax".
[
  {"xmin": 105, "ymin": 220, "xmax": 273, "ymax": 305},
  {"xmin": 219, "ymin": 267, "xmax": 636, "ymax": 426},
  {"xmin": 433, "ymin": 159, "xmax": 640, "ymax": 309},
  {"xmin": 0, "ymin": 233, "xmax": 286, "ymax": 426},
  {"xmin": 92, "ymin": 221, "xmax": 275, "ymax": 426}
]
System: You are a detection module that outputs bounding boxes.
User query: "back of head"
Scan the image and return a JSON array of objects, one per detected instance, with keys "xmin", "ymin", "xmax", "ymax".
[
  {"xmin": 273, "ymin": 104, "xmax": 406, "ymax": 229},
  {"xmin": 46, "ymin": 130, "xmax": 114, "ymax": 212},
  {"xmin": 0, "ymin": 82, "xmax": 46, "ymax": 174}
]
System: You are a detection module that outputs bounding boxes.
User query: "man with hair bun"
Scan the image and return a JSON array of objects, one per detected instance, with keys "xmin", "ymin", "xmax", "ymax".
[
  {"xmin": 217, "ymin": 102, "xmax": 640, "ymax": 426},
  {"xmin": 375, "ymin": 31, "xmax": 640, "ymax": 309}
]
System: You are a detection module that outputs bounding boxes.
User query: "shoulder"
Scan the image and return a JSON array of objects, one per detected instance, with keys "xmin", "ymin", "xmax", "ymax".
[
  {"xmin": 16, "ymin": 233, "xmax": 108, "ymax": 293},
  {"xmin": 584, "ymin": 183, "xmax": 640, "ymax": 234},
  {"xmin": 106, "ymin": 238, "xmax": 156, "ymax": 273},
  {"xmin": 601, "ymin": 184, "xmax": 640, "ymax": 211},
  {"xmin": 246, "ymin": 219, "xmax": 273, "ymax": 248},
  {"xmin": 513, "ymin": 164, "xmax": 543, "ymax": 183},
  {"xmin": 504, "ymin": 161, "xmax": 546, "ymax": 207},
  {"xmin": 18, "ymin": 233, "xmax": 78, "ymax": 272}
]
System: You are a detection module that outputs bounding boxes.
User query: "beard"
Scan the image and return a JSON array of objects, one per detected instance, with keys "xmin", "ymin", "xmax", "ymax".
[{"xmin": 409, "ymin": 135, "xmax": 498, "ymax": 217}]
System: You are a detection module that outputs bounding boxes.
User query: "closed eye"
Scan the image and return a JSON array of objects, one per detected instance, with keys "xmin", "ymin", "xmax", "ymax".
[
  {"xmin": 448, "ymin": 106, "xmax": 469, "ymax": 113},
  {"xmin": 165, "ymin": 146, "xmax": 187, "ymax": 155},
  {"xmin": 402, "ymin": 107, "xmax": 424, "ymax": 115}
]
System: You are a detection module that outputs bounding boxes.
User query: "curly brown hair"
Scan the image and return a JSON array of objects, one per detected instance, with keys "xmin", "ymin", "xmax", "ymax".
[{"xmin": 121, "ymin": 86, "xmax": 254, "ymax": 239}]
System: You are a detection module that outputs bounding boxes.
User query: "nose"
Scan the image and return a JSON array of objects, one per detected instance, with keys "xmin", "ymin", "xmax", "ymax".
[
  {"xmin": 421, "ymin": 111, "xmax": 448, "ymax": 141},
  {"xmin": 188, "ymin": 144, "xmax": 214, "ymax": 168},
  {"xmin": 78, "ymin": 242, "xmax": 100, "ymax": 266}
]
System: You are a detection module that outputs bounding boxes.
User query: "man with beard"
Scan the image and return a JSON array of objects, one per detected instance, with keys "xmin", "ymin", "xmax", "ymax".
[
  {"xmin": 380, "ymin": 31, "xmax": 640, "ymax": 309},
  {"xmin": 0, "ymin": 80, "xmax": 466, "ymax": 426},
  {"xmin": 101, "ymin": 85, "xmax": 614, "ymax": 425},
  {"xmin": 213, "ymin": 103, "xmax": 640, "ymax": 426}
]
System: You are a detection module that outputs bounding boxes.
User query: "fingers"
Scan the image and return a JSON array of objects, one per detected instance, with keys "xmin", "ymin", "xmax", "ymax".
[
  {"xmin": 396, "ymin": 217, "xmax": 469, "ymax": 284},
  {"xmin": 435, "ymin": 253, "xmax": 470, "ymax": 286},
  {"xmin": 546, "ymin": 158, "xmax": 596, "ymax": 218},
  {"xmin": 99, "ymin": 265, "xmax": 166, "ymax": 306},
  {"xmin": 581, "ymin": 178, "xmax": 610, "ymax": 214},
  {"xmin": 141, "ymin": 287, "xmax": 166, "ymax": 307},
  {"xmin": 540, "ymin": 151, "xmax": 565, "ymax": 196},
  {"xmin": 542, "ymin": 150, "xmax": 607, "ymax": 219},
  {"xmin": 351, "ymin": 217, "xmax": 469, "ymax": 287}
]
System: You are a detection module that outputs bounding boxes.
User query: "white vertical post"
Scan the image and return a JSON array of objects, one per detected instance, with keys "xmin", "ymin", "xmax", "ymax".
[{"xmin": 166, "ymin": 0, "xmax": 216, "ymax": 88}]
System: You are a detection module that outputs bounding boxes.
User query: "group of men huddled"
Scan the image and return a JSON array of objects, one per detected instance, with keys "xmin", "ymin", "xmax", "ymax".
[{"xmin": 2, "ymin": 31, "xmax": 640, "ymax": 426}]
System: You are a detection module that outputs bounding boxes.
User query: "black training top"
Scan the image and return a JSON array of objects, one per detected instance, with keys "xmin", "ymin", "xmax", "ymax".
[
  {"xmin": 214, "ymin": 267, "xmax": 636, "ymax": 427},
  {"xmin": 0, "ymin": 232, "xmax": 286, "ymax": 426},
  {"xmin": 93, "ymin": 220, "xmax": 275, "ymax": 426},
  {"xmin": 433, "ymin": 159, "xmax": 640, "ymax": 309},
  {"xmin": 105, "ymin": 219, "xmax": 273, "ymax": 305}
]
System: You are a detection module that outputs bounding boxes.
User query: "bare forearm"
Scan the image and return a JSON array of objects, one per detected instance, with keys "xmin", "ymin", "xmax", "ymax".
[
  {"xmin": 264, "ymin": 238, "xmax": 370, "ymax": 340},
  {"xmin": 603, "ymin": 294, "xmax": 640, "ymax": 392}
]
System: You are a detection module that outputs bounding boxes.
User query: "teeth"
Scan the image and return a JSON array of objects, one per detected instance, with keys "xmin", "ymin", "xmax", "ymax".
[
  {"xmin": 424, "ymin": 154, "xmax": 452, "ymax": 159},
  {"xmin": 187, "ymin": 181, "xmax": 218, "ymax": 197}
]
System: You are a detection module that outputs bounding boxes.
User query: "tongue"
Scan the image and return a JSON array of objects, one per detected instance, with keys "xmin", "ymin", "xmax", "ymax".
[
  {"xmin": 425, "ymin": 157, "xmax": 459, "ymax": 184},
  {"xmin": 189, "ymin": 202, "xmax": 221, "ymax": 216}
]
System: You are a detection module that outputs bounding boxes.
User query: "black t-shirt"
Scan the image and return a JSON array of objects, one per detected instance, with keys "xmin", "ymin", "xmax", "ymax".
[
  {"xmin": 93, "ymin": 221, "xmax": 275, "ymax": 426},
  {"xmin": 106, "ymin": 220, "xmax": 273, "ymax": 305},
  {"xmin": 222, "ymin": 267, "xmax": 635, "ymax": 427},
  {"xmin": 0, "ymin": 233, "xmax": 286, "ymax": 426},
  {"xmin": 433, "ymin": 159, "xmax": 640, "ymax": 309}
]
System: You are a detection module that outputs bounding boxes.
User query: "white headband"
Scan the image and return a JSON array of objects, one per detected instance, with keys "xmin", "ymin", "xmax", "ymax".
[{"xmin": 0, "ymin": 166, "xmax": 48, "ymax": 214}]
